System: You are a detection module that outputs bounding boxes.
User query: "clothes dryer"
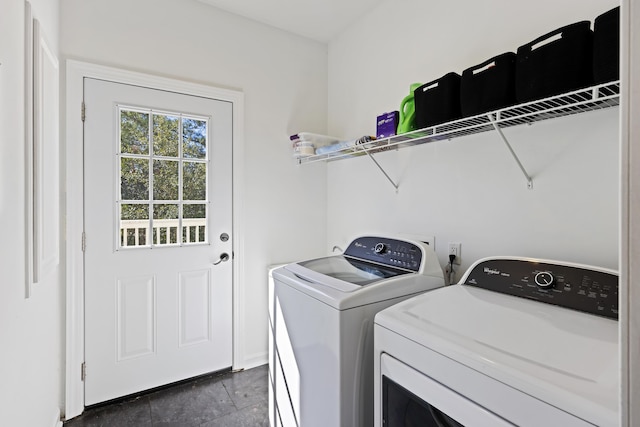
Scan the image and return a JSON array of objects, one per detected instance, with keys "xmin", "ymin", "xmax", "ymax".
[{"xmin": 374, "ymin": 257, "xmax": 619, "ymax": 427}]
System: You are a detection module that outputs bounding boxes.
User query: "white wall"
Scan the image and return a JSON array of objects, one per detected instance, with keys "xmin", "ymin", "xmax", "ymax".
[
  {"xmin": 60, "ymin": 0, "xmax": 328, "ymax": 368},
  {"xmin": 0, "ymin": 0, "xmax": 64, "ymax": 426},
  {"xmin": 327, "ymin": 0, "xmax": 621, "ymax": 276}
]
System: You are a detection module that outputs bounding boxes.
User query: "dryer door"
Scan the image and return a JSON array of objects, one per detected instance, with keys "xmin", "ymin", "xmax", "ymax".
[{"xmin": 380, "ymin": 354, "xmax": 513, "ymax": 427}]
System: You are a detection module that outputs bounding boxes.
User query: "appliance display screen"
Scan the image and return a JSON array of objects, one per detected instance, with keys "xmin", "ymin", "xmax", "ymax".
[{"xmin": 297, "ymin": 256, "xmax": 409, "ymax": 286}]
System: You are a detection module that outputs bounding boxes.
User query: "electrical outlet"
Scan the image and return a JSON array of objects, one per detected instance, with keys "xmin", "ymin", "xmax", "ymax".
[{"xmin": 448, "ymin": 243, "xmax": 461, "ymax": 265}]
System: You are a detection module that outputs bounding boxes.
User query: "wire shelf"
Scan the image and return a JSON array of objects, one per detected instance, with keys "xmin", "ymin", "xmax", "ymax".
[{"xmin": 298, "ymin": 81, "xmax": 620, "ymax": 165}]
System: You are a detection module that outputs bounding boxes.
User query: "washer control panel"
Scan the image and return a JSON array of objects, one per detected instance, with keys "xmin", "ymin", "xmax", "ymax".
[
  {"xmin": 463, "ymin": 258, "xmax": 619, "ymax": 320},
  {"xmin": 344, "ymin": 236, "xmax": 423, "ymax": 271}
]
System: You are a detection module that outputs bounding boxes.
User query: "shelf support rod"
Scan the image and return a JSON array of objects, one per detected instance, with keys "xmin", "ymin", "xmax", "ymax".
[
  {"xmin": 363, "ymin": 149, "xmax": 399, "ymax": 192},
  {"xmin": 487, "ymin": 114, "xmax": 533, "ymax": 190}
]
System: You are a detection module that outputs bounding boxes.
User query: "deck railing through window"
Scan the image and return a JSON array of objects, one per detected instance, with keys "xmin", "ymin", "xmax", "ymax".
[{"xmin": 120, "ymin": 218, "xmax": 206, "ymax": 247}]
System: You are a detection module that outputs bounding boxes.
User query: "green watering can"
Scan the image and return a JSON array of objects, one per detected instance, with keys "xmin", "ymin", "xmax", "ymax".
[{"xmin": 397, "ymin": 82, "xmax": 422, "ymax": 134}]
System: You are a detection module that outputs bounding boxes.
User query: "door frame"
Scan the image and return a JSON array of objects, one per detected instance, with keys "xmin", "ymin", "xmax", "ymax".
[
  {"xmin": 621, "ymin": 0, "xmax": 639, "ymax": 425},
  {"xmin": 65, "ymin": 60, "xmax": 245, "ymax": 419}
]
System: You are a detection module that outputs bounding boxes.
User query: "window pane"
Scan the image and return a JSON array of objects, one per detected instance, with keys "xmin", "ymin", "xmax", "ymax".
[
  {"xmin": 153, "ymin": 204, "xmax": 179, "ymax": 245},
  {"xmin": 153, "ymin": 160, "xmax": 179, "ymax": 200},
  {"xmin": 120, "ymin": 204, "xmax": 149, "ymax": 247},
  {"xmin": 183, "ymin": 118, "xmax": 207, "ymax": 159},
  {"xmin": 183, "ymin": 204, "xmax": 206, "ymax": 219},
  {"xmin": 183, "ymin": 162, "xmax": 206, "ymax": 200},
  {"xmin": 120, "ymin": 110, "xmax": 149, "ymax": 155},
  {"xmin": 153, "ymin": 114, "xmax": 179, "ymax": 157},
  {"xmin": 121, "ymin": 158, "xmax": 149, "ymax": 200},
  {"xmin": 153, "ymin": 204, "xmax": 179, "ymax": 219},
  {"xmin": 183, "ymin": 204, "xmax": 206, "ymax": 244}
]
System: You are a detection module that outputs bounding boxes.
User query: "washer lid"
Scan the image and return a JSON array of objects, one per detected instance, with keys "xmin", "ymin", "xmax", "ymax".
[
  {"xmin": 375, "ymin": 284, "xmax": 619, "ymax": 427},
  {"xmin": 275, "ymin": 261, "xmax": 443, "ymax": 310},
  {"xmin": 292, "ymin": 255, "xmax": 411, "ymax": 291}
]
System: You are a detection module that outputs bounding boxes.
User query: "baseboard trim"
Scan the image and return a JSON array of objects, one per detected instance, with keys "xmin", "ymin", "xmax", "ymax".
[
  {"xmin": 239, "ymin": 351, "xmax": 268, "ymax": 370},
  {"xmin": 52, "ymin": 408, "xmax": 63, "ymax": 427}
]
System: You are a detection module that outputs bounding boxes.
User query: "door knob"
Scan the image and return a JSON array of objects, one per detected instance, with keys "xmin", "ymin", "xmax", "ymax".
[{"xmin": 212, "ymin": 253, "xmax": 230, "ymax": 265}]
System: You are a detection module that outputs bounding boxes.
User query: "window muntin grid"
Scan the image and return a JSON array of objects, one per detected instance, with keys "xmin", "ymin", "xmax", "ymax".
[{"xmin": 117, "ymin": 106, "xmax": 209, "ymax": 249}]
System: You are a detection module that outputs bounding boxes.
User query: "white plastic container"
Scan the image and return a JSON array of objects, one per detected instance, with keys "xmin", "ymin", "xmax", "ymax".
[
  {"xmin": 296, "ymin": 132, "xmax": 340, "ymax": 148},
  {"xmin": 292, "ymin": 141, "xmax": 315, "ymax": 158}
]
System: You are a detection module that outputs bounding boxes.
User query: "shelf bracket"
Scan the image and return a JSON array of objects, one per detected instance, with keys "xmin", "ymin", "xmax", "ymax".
[
  {"xmin": 487, "ymin": 113, "xmax": 534, "ymax": 190},
  {"xmin": 363, "ymin": 149, "xmax": 399, "ymax": 192}
]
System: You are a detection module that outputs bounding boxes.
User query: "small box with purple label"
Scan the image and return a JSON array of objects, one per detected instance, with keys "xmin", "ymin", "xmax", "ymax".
[{"xmin": 376, "ymin": 111, "xmax": 399, "ymax": 139}]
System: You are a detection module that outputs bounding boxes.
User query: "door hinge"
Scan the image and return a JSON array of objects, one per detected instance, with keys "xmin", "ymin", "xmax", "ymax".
[
  {"xmin": 81, "ymin": 101, "xmax": 86, "ymax": 122},
  {"xmin": 81, "ymin": 362, "xmax": 86, "ymax": 381},
  {"xmin": 81, "ymin": 232, "xmax": 86, "ymax": 252}
]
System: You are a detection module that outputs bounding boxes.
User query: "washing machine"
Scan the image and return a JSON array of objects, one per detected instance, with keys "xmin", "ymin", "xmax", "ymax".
[
  {"xmin": 374, "ymin": 256, "xmax": 619, "ymax": 427},
  {"xmin": 269, "ymin": 236, "xmax": 445, "ymax": 427}
]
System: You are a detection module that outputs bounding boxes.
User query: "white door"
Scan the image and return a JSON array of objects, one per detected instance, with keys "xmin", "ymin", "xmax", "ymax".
[{"xmin": 83, "ymin": 78, "xmax": 233, "ymax": 405}]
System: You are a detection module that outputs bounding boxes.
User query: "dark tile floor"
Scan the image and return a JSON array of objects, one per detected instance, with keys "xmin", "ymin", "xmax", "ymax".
[{"xmin": 64, "ymin": 365, "xmax": 269, "ymax": 427}]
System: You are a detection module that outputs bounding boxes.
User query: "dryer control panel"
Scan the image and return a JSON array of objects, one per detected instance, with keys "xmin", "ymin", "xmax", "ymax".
[
  {"xmin": 344, "ymin": 236, "xmax": 423, "ymax": 272},
  {"xmin": 463, "ymin": 258, "xmax": 619, "ymax": 320}
]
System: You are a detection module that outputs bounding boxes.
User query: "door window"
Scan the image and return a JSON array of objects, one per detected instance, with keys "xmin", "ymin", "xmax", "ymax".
[{"xmin": 118, "ymin": 107, "xmax": 209, "ymax": 248}]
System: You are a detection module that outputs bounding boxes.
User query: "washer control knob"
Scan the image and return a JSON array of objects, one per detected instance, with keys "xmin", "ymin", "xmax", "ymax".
[
  {"xmin": 534, "ymin": 271, "xmax": 555, "ymax": 288},
  {"xmin": 374, "ymin": 243, "xmax": 387, "ymax": 254}
]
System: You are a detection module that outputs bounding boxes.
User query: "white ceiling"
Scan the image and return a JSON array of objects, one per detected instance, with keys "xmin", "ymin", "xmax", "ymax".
[{"xmin": 197, "ymin": 0, "xmax": 385, "ymax": 42}]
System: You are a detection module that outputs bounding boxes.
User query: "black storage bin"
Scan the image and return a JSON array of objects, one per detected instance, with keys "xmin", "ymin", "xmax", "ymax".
[
  {"xmin": 516, "ymin": 21, "xmax": 594, "ymax": 103},
  {"xmin": 460, "ymin": 52, "xmax": 516, "ymax": 117},
  {"xmin": 414, "ymin": 72, "xmax": 461, "ymax": 128},
  {"xmin": 593, "ymin": 6, "xmax": 620, "ymax": 84}
]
